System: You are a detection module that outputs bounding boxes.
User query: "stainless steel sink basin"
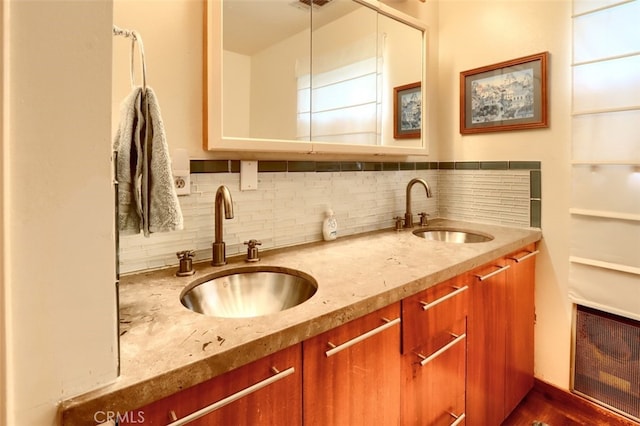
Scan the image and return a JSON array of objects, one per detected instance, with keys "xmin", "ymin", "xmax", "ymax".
[
  {"xmin": 412, "ymin": 227, "xmax": 493, "ymax": 243},
  {"xmin": 180, "ymin": 266, "xmax": 318, "ymax": 318}
]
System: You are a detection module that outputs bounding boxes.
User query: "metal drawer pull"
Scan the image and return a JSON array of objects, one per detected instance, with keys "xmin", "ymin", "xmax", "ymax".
[
  {"xmin": 325, "ymin": 317, "xmax": 401, "ymax": 357},
  {"xmin": 508, "ymin": 249, "xmax": 540, "ymax": 263},
  {"xmin": 420, "ymin": 285, "xmax": 469, "ymax": 311},
  {"xmin": 474, "ymin": 264, "xmax": 510, "ymax": 281},
  {"xmin": 449, "ymin": 412, "xmax": 466, "ymax": 426},
  {"xmin": 417, "ymin": 333, "xmax": 466, "ymax": 366},
  {"xmin": 166, "ymin": 366, "xmax": 295, "ymax": 426}
]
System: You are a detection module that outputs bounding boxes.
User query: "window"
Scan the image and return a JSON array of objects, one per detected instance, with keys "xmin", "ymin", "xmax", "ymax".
[{"xmin": 569, "ymin": 0, "xmax": 640, "ymax": 320}]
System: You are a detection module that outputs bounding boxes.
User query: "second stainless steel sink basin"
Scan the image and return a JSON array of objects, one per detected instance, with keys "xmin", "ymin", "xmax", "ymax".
[
  {"xmin": 180, "ymin": 266, "xmax": 318, "ymax": 318},
  {"xmin": 412, "ymin": 227, "xmax": 494, "ymax": 243}
]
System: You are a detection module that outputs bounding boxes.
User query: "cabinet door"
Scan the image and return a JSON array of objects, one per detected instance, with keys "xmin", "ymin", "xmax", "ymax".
[
  {"xmin": 206, "ymin": 1, "xmax": 429, "ymax": 157},
  {"xmin": 504, "ymin": 243, "xmax": 537, "ymax": 416},
  {"xmin": 302, "ymin": 303, "xmax": 401, "ymax": 426},
  {"xmin": 122, "ymin": 344, "xmax": 302, "ymax": 425},
  {"xmin": 401, "ymin": 322, "xmax": 467, "ymax": 426},
  {"xmin": 466, "ymin": 260, "xmax": 510, "ymax": 426}
]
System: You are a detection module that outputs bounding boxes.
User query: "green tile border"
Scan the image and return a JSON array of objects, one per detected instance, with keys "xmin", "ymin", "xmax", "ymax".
[
  {"xmin": 190, "ymin": 160, "xmax": 542, "ymax": 173},
  {"xmin": 316, "ymin": 162, "xmax": 341, "ymax": 173},
  {"xmin": 190, "ymin": 160, "xmax": 231, "ymax": 173},
  {"xmin": 287, "ymin": 161, "xmax": 316, "ymax": 172},
  {"xmin": 530, "ymin": 199, "xmax": 542, "ymax": 228},
  {"xmin": 510, "ymin": 161, "xmax": 541, "ymax": 170},
  {"xmin": 439, "ymin": 162, "xmax": 455, "ymax": 170},
  {"xmin": 382, "ymin": 163, "xmax": 399, "ymax": 171},
  {"xmin": 530, "ymin": 170, "xmax": 542, "ymax": 199},
  {"xmin": 341, "ymin": 162, "xmax": 365, "ymax": 172},
  {"xmin": 257, "ymin": 161, "xmax": 288, "ymax": 173},
  {"xmin": 455, "ymin": 162, "xmax": 479, "ymax": 170},
  {"xmin": 480, "ymin": 161, "xmax": 509, "ymax": 170},
  {"xmin": 416, "ymin": 162, "xmax": 439, "ymax": 170},
  {"xmin": 399, "ymin": 162, "xmax": 416, "ymax": 171},
  {"xmin": 362, "ymin": 162, "xmax": 383, "ymax": 171}
]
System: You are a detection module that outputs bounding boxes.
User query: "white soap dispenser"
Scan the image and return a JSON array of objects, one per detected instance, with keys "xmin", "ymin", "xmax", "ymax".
[{"xmin": 322, "ymin": 209, "xmax": 338, "ymax": 241}]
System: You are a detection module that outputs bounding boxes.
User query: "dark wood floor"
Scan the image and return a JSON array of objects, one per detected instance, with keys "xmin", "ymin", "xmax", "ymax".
[{"xmin": 502, "ymin": 379, "xmax": 640, "ymax": 426}]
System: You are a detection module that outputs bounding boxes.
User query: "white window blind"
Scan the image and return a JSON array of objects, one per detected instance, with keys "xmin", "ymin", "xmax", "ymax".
[{"xmin": 569, "ymin": 0, "xmax": 640, "ymax": 320}]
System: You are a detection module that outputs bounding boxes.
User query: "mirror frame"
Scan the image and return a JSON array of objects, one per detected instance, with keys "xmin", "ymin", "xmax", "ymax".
[{"xmin": 205, "ymin": 0, "xmax": 429, "ymax": 157}]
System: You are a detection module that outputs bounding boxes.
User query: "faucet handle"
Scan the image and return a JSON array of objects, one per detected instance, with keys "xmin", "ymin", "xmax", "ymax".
[
  {"xmin": 418, "ymin": 212, "xmax": 429, "ymax": 227},
  {"xmin": 176, "ymin": 250, "xmax": 195, "ymax": 260},
  {"xmin": 394, "ymin": 216, "xmax": 405, "ymax": 231},
  {"xmin": 244, "ymin": 239, "xmax": 262, "ymax": 262},
  {"xmin": 176, "ymin": 250, "xmax": 196, "ymax": 277}
]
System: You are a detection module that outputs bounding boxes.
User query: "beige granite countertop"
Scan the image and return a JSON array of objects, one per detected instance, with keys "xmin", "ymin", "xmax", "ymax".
[{"xmin": 60, "ymin": 219, "xmax": 541, "ymax": 423}]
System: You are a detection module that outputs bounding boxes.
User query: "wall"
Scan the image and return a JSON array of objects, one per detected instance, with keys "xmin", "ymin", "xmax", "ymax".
[
  {"xmin": 437, "ymin": 1, "xmax": 573, "ymax": 389},
  {"xmin": 0, "ymin": 1, "xmax": 6, "ymax": 424},
  {"xmin": 112, "ymin": 0, "xmax": 204, "ymax": 158},
  {"xmin": 4, "ymin": 1, "xmax": 117, "ymax": 424},
  {"xmin": 112, "ymin": 0, "xmax": 571, "ymax": 394},
  {"xmin": 112, "ymin": 0, "xmax": 439, "ymax": 160}
]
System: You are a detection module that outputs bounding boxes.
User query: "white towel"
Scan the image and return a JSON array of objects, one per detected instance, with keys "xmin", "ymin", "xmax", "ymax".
[{"xmin": 113, "ymin": 86, "xmax": 183, "ymax": 236}]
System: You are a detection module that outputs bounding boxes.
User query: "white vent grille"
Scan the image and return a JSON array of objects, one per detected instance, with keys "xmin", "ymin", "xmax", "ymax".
[{"xmin": 573, "ymin": 305, "xmax": 640, "ymax": 421}]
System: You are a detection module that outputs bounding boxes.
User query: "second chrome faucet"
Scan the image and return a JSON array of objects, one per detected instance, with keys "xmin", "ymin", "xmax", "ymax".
[{"xmin": 404, "ymin": 178, "xmax": 433, "ymax": 228}]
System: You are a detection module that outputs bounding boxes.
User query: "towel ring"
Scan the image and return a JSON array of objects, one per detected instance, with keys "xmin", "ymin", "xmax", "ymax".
[
  {"xmin": 113, "ymin": 25, "xmax": 147, "ymax": 91},
  {"xmin": 129, "ymin": 30, "xmax": 147, "ymax": 91}
]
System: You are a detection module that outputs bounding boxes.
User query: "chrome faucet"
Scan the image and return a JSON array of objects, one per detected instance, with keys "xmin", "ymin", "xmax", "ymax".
[
  {"xmin": 404, "ymin": 178, "xmax": 432, "ymax": 228},
  {"xmin": 212, "ymin": 185, "xmax": 234, "ymax": 266}
]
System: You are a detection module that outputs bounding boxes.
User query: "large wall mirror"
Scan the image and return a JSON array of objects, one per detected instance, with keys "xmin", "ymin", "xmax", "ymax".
[{"xmin": 206, "ymin": 0, "xmax": 428, "ymax": 156}]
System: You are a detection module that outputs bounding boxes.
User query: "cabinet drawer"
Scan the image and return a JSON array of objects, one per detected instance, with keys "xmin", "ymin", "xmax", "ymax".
[
  {"xmin": 305, "ymin": 303, "xmax": 400, "ymax": 358},
  {"xmin": 401, "ymin": 331, "xmax": 466, "ymax": 426},
  {"xmin": 415, "ymin": 316, "xmax": 466, "ymax": 359},
  {"xmin": 402, "ymin": 275, "xmax": 469, "ymax": 353}
]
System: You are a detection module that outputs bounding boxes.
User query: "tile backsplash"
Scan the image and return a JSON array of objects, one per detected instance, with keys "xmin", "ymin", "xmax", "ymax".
[
  {"xmin": 439, "ymin": 169, "xmax": 531, "ymax": 225},
  {"xmin": 118, "ymin": 161, "xmax": 541, "ymax": 274}
]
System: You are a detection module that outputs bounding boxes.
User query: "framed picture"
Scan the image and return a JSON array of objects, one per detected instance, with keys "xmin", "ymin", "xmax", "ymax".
[
  {"xmin": 393, "ymin": 82, "xmax": 421, "ymax": 139},
  {"xmin": 460, "ymin": 52, "xmax": 548, "ymax": 134}
]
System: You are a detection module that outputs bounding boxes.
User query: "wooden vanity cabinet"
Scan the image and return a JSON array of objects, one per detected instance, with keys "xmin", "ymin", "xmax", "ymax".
[
  {"xmin": 114, "ymin": 243, "xmax": 537, "ymax": 426},
  {"xmin": 302, "ymin": 303, "xmax": 402, "ymax": 426},
  {"xmin": 466, "ymin": 244, "xmax": 537, "ymax": 425},
  {"xmin": 121, "ymin": 344, "xmax": 302, "ymax": 425},
  {"xmin": 401, "ymin": 274, "xmax": 470, "ymax": 426}
]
